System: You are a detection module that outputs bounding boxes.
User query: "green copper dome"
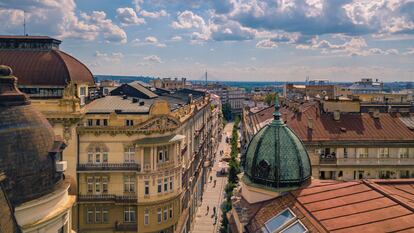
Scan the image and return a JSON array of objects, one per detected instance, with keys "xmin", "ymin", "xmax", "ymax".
[{"xmin": 244, "ymin": 96, "xmax": 311, "ymax": 189}]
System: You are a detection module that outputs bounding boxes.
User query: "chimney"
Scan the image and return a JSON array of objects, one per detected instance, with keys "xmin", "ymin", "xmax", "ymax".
[
  {"xmin": 333, "ymin": 110, "xmax": 340, "ymax": 121},
  {"xmin": 307, "ymin": 117, "xmax": 313, "ymax": 129},
  {"xmin": 188, "ymin": 94, "xmax": 193, "ymax": 104},
  {"xmin": 373, "ymin": 109, "xmax": 380, "ymax": 118}
]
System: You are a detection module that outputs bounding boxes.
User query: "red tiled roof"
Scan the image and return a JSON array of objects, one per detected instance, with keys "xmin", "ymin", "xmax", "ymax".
[
  {"xmin": 247, "ymin": 179, "xmax": 414, "ymax": 233},
  {"xmin": 250, "ymin": 103, "xmax": 414, "ymax": 142},
  {"xmin": 0, "ymin": 50, "xmax": 94, "ymax": 86}
]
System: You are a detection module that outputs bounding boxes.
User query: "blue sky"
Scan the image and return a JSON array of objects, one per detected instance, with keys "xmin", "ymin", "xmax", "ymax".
[{"xmin": 0, "ymin": 0, "xmax": 413, "ymax": 82}]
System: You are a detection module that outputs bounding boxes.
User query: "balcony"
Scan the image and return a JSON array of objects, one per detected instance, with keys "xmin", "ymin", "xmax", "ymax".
[
  {"xmin": 78, "ymin": 194, "xmax": 137, "ymax": 203},
  {"xmin": 77, "ymin": 163, "xmax": 141, "ymax": 172},
  {"xmin": 115, "ymin": 223, "xmax": 137, "ymax": 232},
  {"xmin": 319, "ymin": 155, "xmax": 337, "ymax": 165}
]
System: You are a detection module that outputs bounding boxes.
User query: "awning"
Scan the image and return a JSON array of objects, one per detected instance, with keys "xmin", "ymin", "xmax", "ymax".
[{"xmin": 135, "ymin": 134, "xmax": 185, "ymax": 145}]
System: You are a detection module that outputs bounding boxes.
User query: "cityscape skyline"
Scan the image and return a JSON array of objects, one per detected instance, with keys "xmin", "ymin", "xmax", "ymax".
[{"xmin": 0, "ymin": 0, "xmax": 413, "ymax": 82}]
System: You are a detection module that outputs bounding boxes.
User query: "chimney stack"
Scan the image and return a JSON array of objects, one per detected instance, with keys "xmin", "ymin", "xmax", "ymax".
[{"xmin": 333, "ymin": 110, "xmax": 340, "ymax": 121}]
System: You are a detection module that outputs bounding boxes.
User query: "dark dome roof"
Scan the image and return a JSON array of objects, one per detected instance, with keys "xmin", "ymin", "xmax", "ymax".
[
  {"xmin": 0, "ymin": 66, "xmax": 62, "ymax": 205},
  {"xmin": 244, "ymin": 96, "xmax": 311, "ymax": 190},
  {"xmin": 0, "ymin": 49, "xmax": 94, "ymax": 86}
]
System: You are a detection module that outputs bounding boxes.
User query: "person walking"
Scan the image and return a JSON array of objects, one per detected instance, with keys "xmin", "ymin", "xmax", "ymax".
[
  {"xmin": 206, "ymin": 205, "xmax": 209, "ymax": 215},
  {"xmin": 213, "ymin": 179, "xmax": 217, "ymax": 188},
  {"xmin": 213, "ymin": 206, "xmax": 216, "ymax": 217},
  {"xmin": 210, "ymin": 175, "xmax": 213, "ymax": 183}
]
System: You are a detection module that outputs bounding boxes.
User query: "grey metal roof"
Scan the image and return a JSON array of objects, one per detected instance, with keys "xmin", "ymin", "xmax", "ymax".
[
  {"xmin": 86, "ymin": 96, "xmax": 150, "ymax": 114},
  {"xmin": 128, "ymin": 82, "xmax": 158, "ymax": 98}
]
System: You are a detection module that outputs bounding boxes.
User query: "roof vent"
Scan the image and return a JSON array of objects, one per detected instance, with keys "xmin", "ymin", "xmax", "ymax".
[
  {"xmin": 340, "ymin": 127, "xmax": 346, "ymax": 132},
  {"xmin": 122, "ymin": 95, "xmax": 127, "ymax": 100},
  {"xmin": 373, "ymin": 109, "xmax": 380, "ymax": 119},
  {"xmin": 307, "ymin": 117, "xmax": 313, "ymax": 129},
  {"xmin": 132, "ymin": 97, "xmax": 138, "ymax": 103},
  {"xmin": 139, "ymin": 101, "xmax": 145, "ymax": 106}
]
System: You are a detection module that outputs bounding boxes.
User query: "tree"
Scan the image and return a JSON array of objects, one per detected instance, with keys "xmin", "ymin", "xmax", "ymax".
[
  {"xmin": 222, "ymin": 102, "xmax": 233, "ymax": 121},
  {"xmin": 264, "ymin": 93, "xmax": 276, "ymax": 106}
]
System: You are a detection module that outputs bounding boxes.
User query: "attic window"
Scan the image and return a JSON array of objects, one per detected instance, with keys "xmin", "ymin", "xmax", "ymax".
[
  {"xmin": 262, "ymin": 208, "xmax": 307, "ymax": 233},
  {"xmin": 340, "ymin": 127, "xmax": 347, "ymax": 132}
]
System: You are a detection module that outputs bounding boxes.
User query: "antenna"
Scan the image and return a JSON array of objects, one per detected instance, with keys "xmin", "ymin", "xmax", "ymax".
[{"xmin": 23, "ymin": 10, "xmax": 26, "ymax": 36}]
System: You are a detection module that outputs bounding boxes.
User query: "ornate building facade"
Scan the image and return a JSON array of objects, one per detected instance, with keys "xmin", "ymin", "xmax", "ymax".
[{"xmin": 0, "ymin": 65, "xmax": 76, "ymax": 233}]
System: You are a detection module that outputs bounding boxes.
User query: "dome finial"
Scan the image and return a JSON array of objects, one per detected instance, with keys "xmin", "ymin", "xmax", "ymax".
[{"xmin": 273, "ymin": 94, "xmax": 281, "ymax": 121}]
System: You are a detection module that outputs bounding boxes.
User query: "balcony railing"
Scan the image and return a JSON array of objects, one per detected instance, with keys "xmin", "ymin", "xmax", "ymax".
[
  {"xmin": 77, "ymin": 163, "xmax": 141, "ymax": 172},
  {"xmin": 319, "ymin": 157, "xmax": 337, "ymax": 164},
  {"xmin": 337, "ymin": 157, "xmax": 414, "ymax": 166},
  {"xmin": 115, "ymin": 223, "xmax": 137, "ymax": 231},
  {"xmin": 78, "ymin": 194, "xmax": 137, "ymax": 203}
]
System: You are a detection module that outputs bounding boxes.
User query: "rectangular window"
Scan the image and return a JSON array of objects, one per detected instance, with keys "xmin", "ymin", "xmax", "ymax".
[
  {"xmin": 400, "ymin": 170, "xmax": 410, "ymax": 178},
  {"xmin": 102, "ymin": 176, "xmax": 108, "ymax": 193},
  {"xmin": 157, "ymin": 208, "xmax": 162, "ymax": 223},
  {"xmin": 379, "ymin": 148, "xmax": 389, "ymax": 158},
  {"xmin": 125, "ymin": 119, "xmax": 134, "ymax": 126},
  {"xmin": 103, "ymin": 119, "xmax": 108, "ymax": 126},
  {"xmin": 95, "ymin": 153, "xmax": 101, "ymax": 163},
  {"xmin": 102, "ymin": 208, "xmax": 109, "ymax": 223},
  {"xmin": 88, "ymin": 119, "xmax": 93, "ymax": 126},
  {"xmin": 87, "ymin": 208, "xmax": 93, "ymax": 224},
  {"xmin": 124, "ymin": 207, "xmax": 136, "ymax": 223},
  {"xmin": 144, "ymin": 209, "xmax": 149, "ymax": 225},
  {"xmin": 357, "ymin": 148, "xmax": 368, "ymax": 158},
  {"xmin": 400, "ymin": 148, "xmax": 409, "ymax": 158},
  {"xmin": 343, "ymin": 148, "xmax": 348, "ymax": 158},
  {"xmin": 169, "ymin": 177, "xmax": 173, "ymax": 191},
  {"xmin": 80, "ymin": 87, "xmax": 86, "ymax": 96},
  {"xmin": 124, "ymin": 147, "xmax": 135, "ymax": 163},
  {"xmin": 164, "ymin": 208, "xmax": 168, "ymax": 221},
  {"xmin": 95, "ymin": 208, "xmax": 101, "ymax": 223},
  {"xmin": 96, "ymin": 119, "xmax": 101, "ymax": 126},
  {"xmin": 124, "ymin": 175, "xmax": 135, "ymax": 193},
  {"xmin": 165, "ymin": 148, "xmax": 169, "ymax": 161},
  {"xmin": 264, "ymin": 208, "xmax": 295, "ymax": 233},
  {"xmin": 87, "ymin": 177, "xmax": 93, "ymax": 193},
  {"xmin": 169, "ymin": 206, "xmax": 173, "ymax": 219},
  {"xmin": 95, "ymin": 177, "xmax": 101, "ymax": 193},
  {"xmin": 103, "ymin": 152, "xmax": 108, "ymax": 163},
  {"xmin": 145, "ymin": 181, "xmax": 150, "ymax": 195},
  {"xmin": 164, "ymin": 178, "xmax": 168, "ymax": 192},
  {"xmin": 157, "ymin": 179, "xmax": 162, "ymax": 193},
  {"xmin": 158, "ymin": 150, "xmax": 164, "ymax": 163},
  {"xmin": 88, "ymin": 152, "xmax": 93, "ymax": 163}
]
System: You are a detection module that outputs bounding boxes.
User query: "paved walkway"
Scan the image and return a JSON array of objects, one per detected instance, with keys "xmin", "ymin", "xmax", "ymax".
[{"xmin": 192, "ymin": 123, "xmax": 234, "ymax": 233}]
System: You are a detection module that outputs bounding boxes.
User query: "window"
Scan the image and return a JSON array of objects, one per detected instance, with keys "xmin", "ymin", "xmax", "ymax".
[
  {"xmin": 96, "ymin": 119, "xmax": 101, "ymax": 126},
  {"xmin": 144, "ymin": 209, "xmax": 149, "ymax": 225},
  {"xmin": 357, "ymin": 148, "xmax": 368, "ymax": 158},
  {"xmin": 102, "ymin": 208, "xmax": 109, "ymax": 223},
  {"xmin": 145, "ymin": 181, "xmax": 150, "ymax": 195},
  {"xmin": 87, "ymin": 177, "xmax": 93, "ymax": 193},
  {"xmin": 95, "ymin": 208, "xmax": 101, "ymax": 223},
  {"xmin": 157, "ymin": 179, "xmax": 162, "ymax": 193},
  {"xmin": 343, "ymin": 148, "xmax": 348, "ymax": 158},
  {"xmin": 80, "ymin": 87, "xmax": 86, "ymax": 96},
  {"xmin": 264, "ymin": 209, "xmax": 295, "ymax": 233},
  {"xmin": 125, "ymin": 119, "xmax": 134, "ymax": 126},
  {"xmin": 169, "ymin": 206, "xmax": 173, "ymax": 219},
  {"xmin": 379, "ymin": 148, "xmax": 389, "ymax": 158},
  {"xmin": 164, "ymin": 208, "xmax": 168, "ymax": 221},
  {"xmin": 400, "ymin": 170, "xmax": 410, "ymax": 179},
  {"xmin": 102, "ymin": 176, "xmax": 108, "ymax": 193},
  {"xmin": 164, "ymin": 178, "xmax": 168, "ymax": 192},
  {"xmin": 88, "ymin": 152, "xmax": 93, "ymax": 163},
  {"xmin": 103, "ymin": 119, "xmax": 108, "ymax": 126},
  {"xmin": 124, "ymin": 147, "xmax": 135, "ymax": 163},
  {"xmin": 124, "ymin": 207, "xmax": 136, "ymax": 223},
  {"xmin": 95, "ymin": 151, "xmax": 101, "ymax": 163},
  {"xmin": 87, "ymin": 208, "xmax": 93, "ymax": 224},
  {"xmin": 124, "ymin": 175, "xmax": 135, "ymax": 193},
  {"xmin": 379, "ymin": 170, "xmax": 391, "ymax": 179},
  {"xmin": 103, "ymin": 152, "xmax": 108, "ymax": 163},
  {"xmin": 95, "ymin": 177, "xmax": 101, "ymax": 193},
  {"xmin": 169, "ymin": 177, "xmax": 173, "ymax": 191},
  {"xmin": 400, "ymin": 148, "xmax": 409, "ymax": 158},
  {"xmin": 157, "ymin": 208, "xmax": 162, "ymax": 223},
  {"xmin": 157, "ymin": 146, "xmax": 169, "ymax": 163},
  {"xmin": 281, "ymin": 221, "xmax": 307, "ymax": 233},
  {"xmin": 88, "ymin": 119, "xmax": 93, "ymax": 126},
  {"xmin": 158, "ymin": 150, "xmax": 164, "ymax": 162}
]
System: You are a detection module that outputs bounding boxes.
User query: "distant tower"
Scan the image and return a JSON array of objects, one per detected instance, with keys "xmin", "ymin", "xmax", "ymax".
[
  {"xmin": 23, "ymin": 10, "xmax": 26, "ymax": 36},
  {"xmin": 205, "ymin": 70, "xmax": 208, "ymax": 87}
]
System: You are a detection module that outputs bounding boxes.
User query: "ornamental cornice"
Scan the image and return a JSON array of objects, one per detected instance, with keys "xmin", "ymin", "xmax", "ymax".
[{"xmin": 77, "ymin": 115, "xmax": 181, "ymax": 136}]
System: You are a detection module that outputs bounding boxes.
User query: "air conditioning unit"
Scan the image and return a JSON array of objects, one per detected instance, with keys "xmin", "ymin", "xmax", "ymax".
[{"xmin": 56, "ymin": 161, "xmax": 67, "ymax": 172}]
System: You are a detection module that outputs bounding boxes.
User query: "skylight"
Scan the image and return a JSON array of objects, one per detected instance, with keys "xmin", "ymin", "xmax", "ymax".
[
  {"xmin": 262, "ymin": 208, "xmax": 308, "ymax": 233},
  {"xmin": 281, "ymin": 221, "xmax": 308, "ymax": 233}
]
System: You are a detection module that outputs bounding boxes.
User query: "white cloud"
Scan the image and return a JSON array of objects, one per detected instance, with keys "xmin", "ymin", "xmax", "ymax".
[
  {"xmin": 143, "ymin": 55, "xmax": 163, "ymax": 63},
  {"xmin": 144, "ymin": 36, "xmax": 166, "ymax": 47},
  {"xmin": 116, "ymin": 7, "xmax": 145, "ymax": 25},
  {"xmin": 140, "ymin": 9, "xmax": 168, "ymax": 18},
  {"xmin": 403, "ymin": 48, "xmax": 414, "ymax": 55},
  {"xmin": 132, "ymin": 0, "xmax": 144, "ymax": 12},
  {"xmin": 94, "ymin": 51, "xmax": 124, "ymax": 61},
  {"xmin": 256, "ymin": 39, "xmax": 278, "ymax": 48},
  {"xmin": 172, "ymin": 10, "xmax": 208, "ymax": 30},
  {"xmin": 0, "ymin": 0, "xmax": 126, "ymax": 43}
]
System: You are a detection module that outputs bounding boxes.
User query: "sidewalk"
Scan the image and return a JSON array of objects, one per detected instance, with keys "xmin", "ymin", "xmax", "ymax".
[{"xmin": 192, "ymin": 123, "xmax": 233, "ymax": 233}]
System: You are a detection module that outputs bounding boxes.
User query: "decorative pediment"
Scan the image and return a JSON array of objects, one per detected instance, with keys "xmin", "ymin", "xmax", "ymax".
[{"xmin": 137, "ymin": 115, "xmax": 180, "ymax": 133}]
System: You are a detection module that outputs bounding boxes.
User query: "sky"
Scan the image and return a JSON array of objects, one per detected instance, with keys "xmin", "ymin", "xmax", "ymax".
[{"xmin": 0, "ymin": 0, "xmax": 414, "ymax": 82}]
